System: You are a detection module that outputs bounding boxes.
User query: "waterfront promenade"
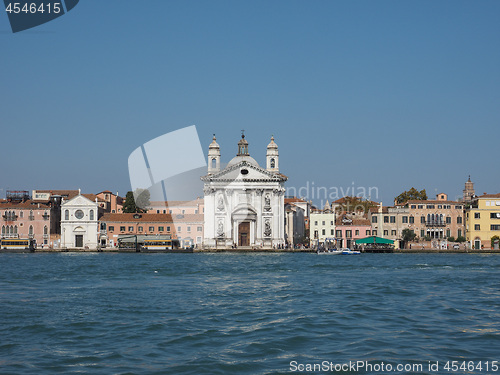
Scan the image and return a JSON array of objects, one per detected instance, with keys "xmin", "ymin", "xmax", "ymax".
[{"xmin": 2, "ymin": 248, "xmax": 500, "ymax": 254}]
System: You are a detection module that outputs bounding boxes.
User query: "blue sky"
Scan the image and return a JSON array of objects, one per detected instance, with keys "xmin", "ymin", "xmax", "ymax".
[{"xmin": 1, "ymin": 0, "xmax": 499, "ymax": 206}]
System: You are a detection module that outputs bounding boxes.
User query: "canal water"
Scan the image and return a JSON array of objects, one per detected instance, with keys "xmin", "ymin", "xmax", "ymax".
[{"xmin": 1, "ymin": 253, "xmax": 499, "ymax": 374}]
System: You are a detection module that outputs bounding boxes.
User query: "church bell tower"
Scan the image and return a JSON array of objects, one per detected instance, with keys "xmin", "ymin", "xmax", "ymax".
[
  {"xmin": 266, "ymin": 135, "xmax": 279, "ymax": 172},
  {"xmin": 207, "ymin": 135, "xmax": 220, "ymax": 174}
]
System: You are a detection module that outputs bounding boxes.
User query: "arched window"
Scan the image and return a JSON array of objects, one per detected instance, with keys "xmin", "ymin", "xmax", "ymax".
[
  {"xmin": 29, "ymin": 225, "xmax": 34, "ymax": 237},
  {"xmin": 427, "ymin": 214, "xmax": 430, "ymax": 223},
  {"xmin": 14, "ymin": 226, "xmax": 18, "ymax": 235},
  {"xmin": 440, "ymin": 214, "xmax": 443, "ymax": 224},
  {"xmin": 44, "ymin": 225, "xmax": 48, "ymax": 235},
  {"xmin": 1, "ymin": 225, "xmax": 5, "ymax": 236},
  {"xmin": 270, "ymin": 158, "xmax": 275, "ymax": 168},
  {"xmin": 90, "ymin": 210, "xmax": 94, "ymax": 221},
  {"xmin": 211, "ymin": 158, "xmax": 217, "ymax": 169},
  {"xmin": 29, "ymin": 210, "xmax": 34, "ymax": 220},
  {"xmin": 65, "ymin": 210, "xmax": 69, "ymax": 220}
]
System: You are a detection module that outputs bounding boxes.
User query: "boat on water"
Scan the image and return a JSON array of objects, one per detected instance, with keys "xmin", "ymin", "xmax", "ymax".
[
  {"xmin": 317, "ymin": 248, "xmax": 342, "ymax": 255},
  {"xmin": 340, "ymin": 248, "xmax": 361, "ymax": 255}
]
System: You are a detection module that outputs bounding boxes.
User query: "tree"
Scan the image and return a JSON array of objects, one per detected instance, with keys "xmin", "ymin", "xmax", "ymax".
[
  {"xmin": 447, "ymin": 236, "xmax": 455, "ymax": 242},
  {"xmin": 395, "ymin": 187, "xmax": 428, "ymax": 204},
  {"xmin": 122, "ymin": 190, "xmax": 150, "ymax": 213},
  {"xmin": 402, "ymin": 228, "xmax": 417, "ymax": 242},
  {"xmin": 334, "ymin": 196, "xmax": 376, "ymax": 215},
  {"xmin": 456, "ymin": 236, "xmax": 466, "ymax": 243},
  {"xmin": 122, "ymin": 191, "xmax": 138, "ymax": 213}
]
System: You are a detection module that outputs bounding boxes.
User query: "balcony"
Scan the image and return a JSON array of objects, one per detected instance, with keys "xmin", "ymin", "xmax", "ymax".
[
  {"xmin": 425, "ymin": 221, "xmax": 445, "ymax": 227},
  {"xmin": 42, "ymin": 213, "xmax": 50, "ymax": 220},
  {"xmin": 2, "ymin": 214, "xmax": 18, "ymax": 221}
]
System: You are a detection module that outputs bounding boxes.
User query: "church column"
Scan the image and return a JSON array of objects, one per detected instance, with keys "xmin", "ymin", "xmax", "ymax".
[
  {"xmin": 250, "ymin": 220, "xmax": 255, "ymax": 246},
  {"xmin": 256, "ymin": 189, "xmax": 264, "ymax": 244}
]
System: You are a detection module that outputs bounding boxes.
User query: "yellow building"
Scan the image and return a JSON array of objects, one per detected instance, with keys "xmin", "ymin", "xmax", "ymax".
[{"xmin": 466, "ymin": 193, "xmax": 500, "ymax": 250}]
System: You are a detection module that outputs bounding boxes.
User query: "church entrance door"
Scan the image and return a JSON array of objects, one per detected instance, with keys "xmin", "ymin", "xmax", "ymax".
[
  {"xmin": 238, "ymin": 222, "xmax": 250, "ymax": 247},
  {"xmin": 75, "ymin": 235, "xmax": 83, "ymax": 248}
]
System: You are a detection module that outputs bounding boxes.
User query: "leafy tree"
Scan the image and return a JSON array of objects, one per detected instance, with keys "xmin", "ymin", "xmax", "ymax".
[
  {"xmin": 334, "ymin": 196, "xmax": 376, "ymax": 215},
  {"xmin": 456, "ymin": 236, "xmax": 466, "ymax": 243},
  {"xmin": 447, "ymin": 236, "xmax": 455, "ymax": 242},
  {"xmin": 395, "ymin": 187, "xmax": 428, "ymax": 204},
  {"xmin": 402, "ymin": 228, "xmax": 417, "ymax": 242}
]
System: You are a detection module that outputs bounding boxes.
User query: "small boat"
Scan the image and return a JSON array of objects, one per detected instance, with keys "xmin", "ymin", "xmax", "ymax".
[
  {"xmin": 340, "ymin": 248, "xmax": 361, "ymax": 255},
  {"xmin": 317, "ymin": 248, "xmax": 342, "ymax": 255}
]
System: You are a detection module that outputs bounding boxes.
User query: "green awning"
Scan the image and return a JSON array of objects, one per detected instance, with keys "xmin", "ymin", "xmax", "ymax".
[{"xmin": 355, "ymin": 236, "xmax": 394, "ymax": 244}]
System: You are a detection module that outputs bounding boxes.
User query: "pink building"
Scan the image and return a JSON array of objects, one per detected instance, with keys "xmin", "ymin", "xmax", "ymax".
[
  {"xmin": 1, "ymin": 191, "xmax": 52, "ymax": 248},
  {"xmin": 100, "ymin": 213, "xmax": 204, "ymax": 248},
  {"xmin": 96, "ymin": 191, "xmax": 123, "ymax": 213},
  {"xmin": 335, "ymin": 212, "xmax": 372, "ymax": 249}
]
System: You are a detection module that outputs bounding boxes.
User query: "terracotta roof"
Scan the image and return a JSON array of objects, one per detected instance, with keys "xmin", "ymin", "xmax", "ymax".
[
  {"xmin": 100, "ymin": 213, "xmax": 204, "ymax": 223},
  {"xmin": 333, "ymin": 197, "xmax": 349, "ymax": 204},
  {"xmin": 0, "ymin": 200, "xmax": 50, "ymax": 209},
  {"xmin": 80, "ymin": 194, "xmax": 106, "ymax": 202},
  {"xmin": 478, "ymin": 193, "xmax": 500, "ymax": 198},
  {"xmin": 35, "ymin": 189, "xmax": 80, "ymax": 198},
  {"xmin": 335, "ymin": 216, "xmax": 371, "ymax": 226},
  {"xmin": 285, "ymin": 197, "xmax": 307, "ymax": 204},
  {"xmin": 405, "ymin": 200, "xmax": 461, "ymax": 205}
]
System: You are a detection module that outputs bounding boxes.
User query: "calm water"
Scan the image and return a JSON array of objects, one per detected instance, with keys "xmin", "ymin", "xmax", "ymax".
[{"xmin": 0, "ymin": 253, "xmax": 499, "ymax": 375}]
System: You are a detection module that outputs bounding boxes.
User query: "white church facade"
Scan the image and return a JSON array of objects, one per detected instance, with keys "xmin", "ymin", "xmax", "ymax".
[
  {"xmin": 61, "ymin": 192, "xmax": 100, "ymax": 249},
  {"xmin": 201, "ymin": 134, "xmax": 287, "ymax": 249}
]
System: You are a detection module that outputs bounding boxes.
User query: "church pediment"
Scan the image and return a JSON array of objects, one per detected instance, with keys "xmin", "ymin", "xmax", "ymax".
[
  {"xmin": 63, "ymin": 194, "xmax": 96, "ymax": 207},
  {"xmin": 201, "ymin": 161, "xmax": 286, "ymax": 182}
]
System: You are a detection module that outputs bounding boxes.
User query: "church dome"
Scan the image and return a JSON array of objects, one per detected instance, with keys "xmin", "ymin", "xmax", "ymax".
[{"xmin": 227, "ymin": 155, "xmax": 260, "ymax": 168}]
